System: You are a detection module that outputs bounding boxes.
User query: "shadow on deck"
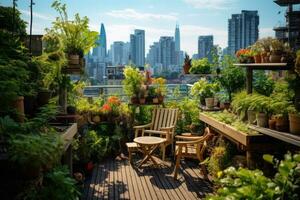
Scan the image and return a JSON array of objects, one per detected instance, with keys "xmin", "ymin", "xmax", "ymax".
[{"xmin": 82, "ymin": 157, "xmax": 213, "ymax": 200}]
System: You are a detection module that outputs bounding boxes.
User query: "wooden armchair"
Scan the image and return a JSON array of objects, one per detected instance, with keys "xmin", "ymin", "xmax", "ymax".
[
  {"xmin": 173, "ymin": 127, "xmax": 214, "ymax": 180},
  {"xmin": 127, "ymin": 108, "xmax": 178, "ymax": 162}
]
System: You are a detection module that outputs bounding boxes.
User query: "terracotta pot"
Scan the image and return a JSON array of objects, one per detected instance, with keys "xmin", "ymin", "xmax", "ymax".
[
  {"xmin": 37, "ymin": 90, "xmax": 52, "ymax": 107},
  {"xmin": 12, "ymin": 96, "xmax": 25, "ymax": 123},
  {"xmin": 260, "ymin": 53, "xmax": 267, "ymax": 63},
  {"xmin": 139, "ymin": 98, "xmax": 146, "ymax": 104},
  {"xmin": 224, "ymin": 102, "xmax": 231, "ymax": 110},
  {"xmin": 213, "ymin": 98, "xmax": 219, "ymax": 107},
  {"xmin": 158, "ymin": 95, "xmax": 164, "ymax": 103},
  {"xmin": 257, "ymin": 113, "xmax": 268, "ymax": 127},
  {"xmin": 68, "ymin": 54, "xmax": 80, "ymax": 65},
  {"xmin": 153, "ymin": 97, "xmax": 159, "ymax": 104},
  {"xmin": 254, "ymin": 55, "xmax": 262, "ymax": 63},
  {"xmin": 268, "ymin": 119, "xmax": 276, "ymax": 130},
  {"xmin": 247, "ymin": 110, "xmax": 256, "ymax": 125},
  {"xmin": 275, "ymin": 116, "xmax": 289, "ymax": 132},
  {"xmin": 269, "ymin": 54, "xmax": 282, "ymax": 63},
  {"xmin": 205, "ymin": 98, "xmax": 214, "ymax": 108},
  {"xmin": 289, "ymin": 114, "xmax": 300, "ymax": 135},
  {"xmin": 131, "ymin": 96, "xmax": 139, "ymax": 104}
]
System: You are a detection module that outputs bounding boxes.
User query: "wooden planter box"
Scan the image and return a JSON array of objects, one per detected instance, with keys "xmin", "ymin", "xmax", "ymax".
[{"xmin": 199, "ymin": 113, "xmax": 263, "ymax": 146}]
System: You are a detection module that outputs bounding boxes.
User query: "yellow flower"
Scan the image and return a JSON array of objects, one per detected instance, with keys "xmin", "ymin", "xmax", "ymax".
[{"xmin": 217, "ymin": 171, "xmax": 223, "ymax": 178}]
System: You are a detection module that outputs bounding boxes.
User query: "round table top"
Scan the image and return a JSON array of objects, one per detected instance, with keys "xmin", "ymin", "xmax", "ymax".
[{"xmin": 134, "ymin": 136, "xmax": 166, "ymax": 145}]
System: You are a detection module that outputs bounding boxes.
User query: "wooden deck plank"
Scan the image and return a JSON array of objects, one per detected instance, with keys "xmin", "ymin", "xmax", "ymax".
[
  {"xmin": 119, "ymin": 160, "xmax": 130, "ymax": 200},
  {"xmin": 83, "ymin": 158, "xmax": 213, "ymax": 200},
  {"xmin": 124, "ymin": 161, "xmax": 137, "ymax": 200}
]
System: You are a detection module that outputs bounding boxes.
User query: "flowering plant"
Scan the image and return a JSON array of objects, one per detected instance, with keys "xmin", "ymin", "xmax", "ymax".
[
  {"xmin": 100, "ymin": 103, "xmax": 112, "ymax": 114},
  {"xmin": 107, "ymin": 96, "xmax": 121, "ymax": 106},
  {"xmin": 152, "ymin": 77, "xmax": 167, "ymax": 96},
  {"xmin": 236, "ymin": 49, "xmax": 254, "ymax": 63}
]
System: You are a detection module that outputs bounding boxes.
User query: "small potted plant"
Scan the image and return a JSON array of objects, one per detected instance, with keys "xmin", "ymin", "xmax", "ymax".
[
  {"xmin": 251, "ymin": 42, "xmax": 262, "ymax": 63},
  {"xmin": 183, "ymin": 53, "xmax": 192, "ymax": 74},
  {"xmin": 288, "ymin": 106, "xmax": 300, "ymax": 135},
  {"xmin": 191, "ymin": 79, "xmax": 220, "ymax": 108},
  {"xmin": 122, "ymin": 66, "xmax": 144, "ymax": 104},
  {"xmin": 152, "ymin": 77, "xmax": 167, "ymax": 103},
  {"xmin": 259, "ymin": 37, "xmax": 273, "ymax": 63},
  {"xmin": 269, "ymin": 100, "xmax": 289, "ymax": 132},
  {"xmin": 270, "ymin": 39, "xmax": 284, "ymax": 63},
  {"xmin": 249, "ymin": 95, "xmax": 270, "ymax": 127},
  {"xmin": 236, "ymin": 49, "xmax": 254, "ymax": 63},
  {"xmin": 138, "ymin": 85, "xmax": 147, "ymax": 104}
]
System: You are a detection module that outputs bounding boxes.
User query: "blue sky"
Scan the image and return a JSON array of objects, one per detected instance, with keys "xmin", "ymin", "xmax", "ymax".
[{"xmin": 1, "ymin": 0, "xmax": 286, "ymax": 55}]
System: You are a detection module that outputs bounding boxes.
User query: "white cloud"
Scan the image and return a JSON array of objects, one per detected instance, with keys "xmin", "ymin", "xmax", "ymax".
[
  {"xmin": 183, "ymin": 0, "xmax": 236, "ymax": 10},
  {"xmin": 20, "ymin": 9, "xmax": 53, "ymax": 21},
  {"xmin": 106, "ymin": 9, "xmax": 178, "ymax": 21}
]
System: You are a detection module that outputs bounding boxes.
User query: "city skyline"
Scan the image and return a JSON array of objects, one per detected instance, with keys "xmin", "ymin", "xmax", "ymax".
[{"xmin": 1, "ymin": 0, "xmax": 286, "ymax": 55}]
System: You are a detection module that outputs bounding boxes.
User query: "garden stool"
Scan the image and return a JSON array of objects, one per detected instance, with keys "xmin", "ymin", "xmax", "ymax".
[{"xmin": 126, "ymin": 142, "xmax": 138, "ymax": 163}]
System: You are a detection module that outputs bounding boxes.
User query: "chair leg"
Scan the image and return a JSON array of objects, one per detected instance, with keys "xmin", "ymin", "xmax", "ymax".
[
  {"xmin": 162, "ymin": 146, "xmax": 166, "ymax": 161},
  {"xmin": 128, "ymin": 148, "xmax": 132, "ymax": 164},
  {"xmin": 173, "ymin": 154, "xmax": 181, "ymax": 180}
]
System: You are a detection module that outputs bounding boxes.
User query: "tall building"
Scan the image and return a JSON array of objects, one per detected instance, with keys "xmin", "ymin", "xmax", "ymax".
[
  {"xmin": 274, "ymin": 0, "xmax": 300, "ymax": 50},
  {"xmin": 159, "ymin": 36, "xmax": 176, "ymax": 71},
  {"xmin": 147, "ymin": 42, "xmax": 160, "ymax": 67},
  {"xmin": 111, "ymin": 41, "xmax": 124, "ymax": 66},
  {"xmin": 228, "ymin": 10, "xmax": 259, "ymax": 55},
  {"xmin": 198, "ymin": 35, "xmax": 214, "ymax": 61},
  {"xmin": 130, "ymin": 29, "xmax": 145, "ymax": 67},
  {"xmin": 175, "ymin": 24, "xmax": 180, "ymax": 52},
  {"xmin": 92, "ymin": 23, "xmax": 107, "ymax": 62}
]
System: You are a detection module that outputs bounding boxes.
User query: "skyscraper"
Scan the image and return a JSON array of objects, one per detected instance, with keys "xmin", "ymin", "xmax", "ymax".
[
  {"xmin": 175, "ymin": 24, "xmax": 180, "ymax": 52},
  {"xmin": 228, "ymin": 10, "xmax": 259, "ymax": 55},
  {"xmin": 147, "ymin": 42, "xmax": 160, "ymax": 67},
  {"xmin": 112, "ymin": 41, "xmax": 124, "ymax": 66},
  {"xmin": 198, "ymin": 35, "xmax": 214, "ymax": 61},
  {"xmin": 93, "ymin": 23, "xmax": 107, "ymax": 62},
  {"xmin": 159, "ymin": 36, "xmax": 176, "ymax": 71},
  {"xmin": 130, "ymin": 29, "xmax": 145, "ymax": 67}
]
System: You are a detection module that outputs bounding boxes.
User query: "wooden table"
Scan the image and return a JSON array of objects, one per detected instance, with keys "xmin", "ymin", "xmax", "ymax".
[{"xmin": 134, "ymin": 136, "xmax": 166, "ymax": 168}]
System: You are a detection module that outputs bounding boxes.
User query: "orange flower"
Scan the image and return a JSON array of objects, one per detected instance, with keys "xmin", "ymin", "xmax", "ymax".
[
  {"xmin": 236, "ymin": 49, "xmax": 252, "ymax": 57},
  {"xmin": 107, "ymin": 96, "xmax": 121, "ymax": 106},
  {"xmin": 101, "ymin": 103, "xmax": 112, "ymax": 113}
]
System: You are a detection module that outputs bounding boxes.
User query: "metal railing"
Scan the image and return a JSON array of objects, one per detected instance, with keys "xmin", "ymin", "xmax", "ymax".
[{"xmin": 83, "ymin": 84, "xmax": 193, "ymax": 101}]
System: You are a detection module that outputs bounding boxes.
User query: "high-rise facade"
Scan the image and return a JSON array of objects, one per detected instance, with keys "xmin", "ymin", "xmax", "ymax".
[
  {"xmin": 228, "ymin": 10, "xmax": 259, "ymax": 55},
  {"xmin": 159, "ymin": 36, "xmax": 176, "ymax": 71},
  {"xmin": 175, "ymin": 24, "xmax": 180, "ymax": 52},
  {"xmin": 146, "ymin": 42, "xmax": 160, "ymax": 67},
  {"xmin": 130, "ymin": 29, "xmax": 145, "ymax": 67},
  {"xmin": 198, "ymin": 35, "xmax": 214, "ymax": 61},
  {"xmin": 111, "ymin": 41, "xmax": 130, "ymax": 66},
  {"xmin": 93, "ymin": 23, "xmax": 107, "ymax": 62}
]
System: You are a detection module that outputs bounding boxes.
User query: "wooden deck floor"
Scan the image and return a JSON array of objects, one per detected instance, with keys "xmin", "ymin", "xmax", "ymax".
[{"xmin": 82, "ymin": 157, "xmax": 213, "ymax": 200}]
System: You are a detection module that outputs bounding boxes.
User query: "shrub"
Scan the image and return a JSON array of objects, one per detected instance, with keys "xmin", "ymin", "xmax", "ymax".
[
  {"xmin": 253, "ymin": 71, "xmax": 275, "ymax": 96},
  {"xmin": 189, "ymin": 58, "xmax": 211, "ymax": 74}
]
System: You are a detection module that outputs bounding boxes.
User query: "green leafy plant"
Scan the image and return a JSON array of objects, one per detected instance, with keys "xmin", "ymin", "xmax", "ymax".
[
  {"xmin": 24, "ymin": 166, "xmax": 81, "ymax": 200},
  {"xmin": 253, "ymin": 71, "xmax": 275, "ymax": 96},
  {"xmin": 218, "ymin": 55, "xmax": 245, "ymax": 101},
  {"xmin": 122, "ymin": 66, "xmax": 144, "ymax": 97},
  {"xmin": 9, "ymin": 133, "xmax": 63, "ymax": 172},
  {"xmin": 206, "ymin": 152, "xmax": 300, "ymax": 200},
  {"xmin": 51, "ymin": 0, "xmax": 98, "ymax": 56},
  {"xmin": 191, "ymin": 79, "xmax": 220, "ymax": 102},
  {"xmin": 189, "ymin": 58, "xmax": 211, "ymax": 74}
]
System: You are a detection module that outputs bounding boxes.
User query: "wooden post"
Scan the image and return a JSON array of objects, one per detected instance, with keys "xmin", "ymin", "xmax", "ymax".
[
  {"xmin": 59, "ymin": 87, "xmax": 67, "ymax": 113},
  {"xmin": 246, "ymin": 67, "xmax": 253, "ymax": 94}
]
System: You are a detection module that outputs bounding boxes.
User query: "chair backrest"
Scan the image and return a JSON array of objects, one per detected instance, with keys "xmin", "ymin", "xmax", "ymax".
[{"xmin": 151, "ymin": 108, "xmax": 178, "ymax": 131}]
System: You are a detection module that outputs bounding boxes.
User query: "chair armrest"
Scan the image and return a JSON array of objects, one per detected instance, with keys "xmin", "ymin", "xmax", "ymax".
[
  {"xmin": 133, "ymin": 123, "xmax": 152, "ymax": 130},
  {"xmin": 160, "ymin": 126, "xmax": 175, "ymax": 132},
  {"xmin": 175, "ymin": 135, "xmax": 203, "ymax": 140},
  {"xmin": 176, "ymin": 140, "xmax": 204, "ymax": 145},
  {"xmin": 144, "ymin": 130, "xmax": 167, "ymax": 135}
]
